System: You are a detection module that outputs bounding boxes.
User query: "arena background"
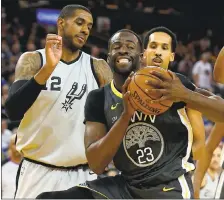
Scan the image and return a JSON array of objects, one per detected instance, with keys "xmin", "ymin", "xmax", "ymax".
[{"xmin": 1, "ymin": 0, "xmax": 224, "ymax": 198}]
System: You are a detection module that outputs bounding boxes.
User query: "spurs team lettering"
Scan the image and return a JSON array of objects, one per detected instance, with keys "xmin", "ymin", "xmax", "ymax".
[{"xmin": 62, "ymin": 82, "xmax": 87, "ymax": 112}]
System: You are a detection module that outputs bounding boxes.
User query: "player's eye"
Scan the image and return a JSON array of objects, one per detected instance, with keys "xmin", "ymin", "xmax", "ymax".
[
  {"xmin": 113, "ymin": 45, "xmax": 120, "ymax": 50},
  {"xmin": 87, "ymin": 25, "xmax": 92, "ymax": 30},
  {"xmin": 128, "ymin": 45, "xmax": 135, "ymax": 50},
  {"xmin": 150, "ymin": 44, "xmax": 157, "ymax": 49},
  {"xmin": 76, "ymin": 21, "xmax": 83, "ymax": 26},
  {"xmin": 163, "ymin": 45, "xmax": 169, "ymax": 50}
]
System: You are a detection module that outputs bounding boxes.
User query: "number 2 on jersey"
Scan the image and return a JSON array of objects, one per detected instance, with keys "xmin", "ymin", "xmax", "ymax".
[
  {"xmin": 137, "ymin": 147, "xmax": 154, "ymax": 164},
  {"xmin": 50, "ymin": 76, "xmax": 61, "ymax": 91}
]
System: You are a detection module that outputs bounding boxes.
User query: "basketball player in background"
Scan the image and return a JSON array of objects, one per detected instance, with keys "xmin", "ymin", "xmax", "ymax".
[
  {"xmin": 198, "ymin": 145, "xmax": 222, "ymax": 198},
  {"xmin": 37, "ymin": 29, "xmax": 198, "ymax": 199},
  {"xmin": 143, "ymin": 26, "xmax": 205, "ymax": 161},
  {"xmin": 5, "ymin": 5, "xmax": 112, "ymax": 198},
  {"xmin": 2, "ymin": 134, "xmax": 22, "ymax": 198}
]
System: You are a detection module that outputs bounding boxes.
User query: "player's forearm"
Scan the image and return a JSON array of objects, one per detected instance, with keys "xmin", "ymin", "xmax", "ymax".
[
  {"xmin": 5, "ymin": 78, "xmax": 45, "ymax": 121},
  {"xmin": 193, "ymin": 150, "xmax": 212, "ymax": 197},
  {"xmin": 183, "ymin": 89, "xmax": 224, "ymax": 122},
  {"xmin": 192, "ymin": 142, "xmax": 205, "ymax": 160},
  {"xmin": 34, "ymin": 64, "xmax": 54, "ymax": 85},
  {"xmin": 86, "ymin": 113, "xmax": 131, "ymax": 174}
]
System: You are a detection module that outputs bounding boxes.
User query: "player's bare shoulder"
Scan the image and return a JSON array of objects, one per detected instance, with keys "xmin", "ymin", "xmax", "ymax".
[
  {"xmin": 15, "ymin": 51, "xmax": 42, "ymax": 81},
  {"xmin": 92, "ymin": 57, "xmax": 113, "ymax": 87}
]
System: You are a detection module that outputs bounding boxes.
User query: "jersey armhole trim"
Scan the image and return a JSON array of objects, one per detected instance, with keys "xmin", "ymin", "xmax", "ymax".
[
  {"xmin": 36, "ymin": 51, "xmax": 43, "ymax": 68},
  {"xmin": 90, "ymin": 57, "xmax": 100, "ymax": 88}
]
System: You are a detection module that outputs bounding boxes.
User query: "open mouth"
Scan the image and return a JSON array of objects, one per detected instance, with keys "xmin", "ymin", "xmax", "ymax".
[
  {"xmin": 152, "ymin": 57, "xmax": 163, "ymax": 64},
  {"xmin": 116, "ymin": 57, "xmax": 131, "ymax": 64}
]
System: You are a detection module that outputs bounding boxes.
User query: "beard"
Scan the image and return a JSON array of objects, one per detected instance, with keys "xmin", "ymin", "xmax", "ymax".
[{"xmin": 62, "ymin": 34, "xmax": 80, "ymax": 52}]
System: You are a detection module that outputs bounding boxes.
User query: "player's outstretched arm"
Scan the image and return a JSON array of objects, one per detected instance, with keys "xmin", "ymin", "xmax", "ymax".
[
  {"xmin": 186, "ymin": 108, "xmax": 205, "ymax": 160},
  {"xmin": 5, "ymin": 34, "xmax": 62, "ymax": 121},
  {"xmin": 193, "ymin": 124, "xmax": 224, "ymax": 198},
  {"xmin": 85, "ymin": 75, "xmax": 135, "ymax": 174},
  {"xmin": 93, "ymin": 58, "xmax": 113, "ymax": 87},
  {"xmin": 214, "ymin": 47, "xmax": 224, "ymax": 84},
  {"xmin": 145, "ymin": 70, "xmax": 224, "ymax": 122}
]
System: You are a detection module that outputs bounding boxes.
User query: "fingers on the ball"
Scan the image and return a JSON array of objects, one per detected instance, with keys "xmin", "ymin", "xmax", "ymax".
[
  {"xmin": 129, "ymin": 71, "xmax": 135, "ymax": 78},
  {"xmin": 123, "ymin": 91, "xmax": 130, "ymax": 99},
  {"xmin": 151, "ymin": 70, "xmax": 170, "ymax": 81},
  {"xmin": 145, "ymin": 88, "xmax": 167, "ymax": 95},
  {"xmin": 145, "ymin": 79, "xmax": 161, "ymax": 87},
  {"xmin": 151, "ymin": 96, "xmax": 169, "ymax": 103},
  {"xmin": 167, "ymin": 70, "xmax": 176, "ymax": 79}
]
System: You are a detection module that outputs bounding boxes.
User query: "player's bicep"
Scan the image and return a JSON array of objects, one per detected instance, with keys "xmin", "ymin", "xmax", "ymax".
[
  {"xmin": 15, "ymin": 51, "xmax": 41, "ymax": 81},
  {"xmin": 93, "ymin": 58, "xmax": 113, "ymax": 87},
  {"xmin": 84, "ymin": 121, "xmax": 107, "ymax": 150}
]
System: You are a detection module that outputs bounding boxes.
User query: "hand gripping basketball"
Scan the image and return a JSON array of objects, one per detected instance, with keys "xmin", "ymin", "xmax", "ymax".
[
  {"xmin": 122, "ymin": 72, "xmax": 136, "ymax": 118},
  {"xmin": 145, "ymin": 70, "xmax": 187, "ymax": 103},
  {"xmin": 128, "ymin": 66, "xmax": 173, "ymax": 115}
]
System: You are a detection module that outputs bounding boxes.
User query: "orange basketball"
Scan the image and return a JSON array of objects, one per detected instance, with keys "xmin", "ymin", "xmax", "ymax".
[{"xmin": 128, "ymin": 66, "xmax": 173, "ymax": 115}]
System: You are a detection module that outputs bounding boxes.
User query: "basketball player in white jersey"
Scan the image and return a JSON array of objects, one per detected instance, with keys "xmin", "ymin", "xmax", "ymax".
[
  {"xmin": 199, "ymin": 145, "xmax": 222, "ymax": 198},
  {"xmin": 5, "ymin": 4, "xmax": 112, "ymax": 198},
  {"xmin": 2, "ymin": 134, "xmax": 22, "ymax": 198}
]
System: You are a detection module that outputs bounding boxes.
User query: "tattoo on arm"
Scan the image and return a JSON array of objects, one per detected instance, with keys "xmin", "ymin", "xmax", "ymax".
[
  {"xmin": 15, "ymin": 52, "xmax": 42, "ymax": 81},
  {"xmin": 93, "ymin": 58, "xmax": 113, "ymax": 87}
]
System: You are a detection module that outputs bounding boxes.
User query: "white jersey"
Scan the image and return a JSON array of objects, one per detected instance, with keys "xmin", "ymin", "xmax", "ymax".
[
  {"xmin": 2, "ymin": 161, "xmax": 19, "ymax": 198},
  {"xmin": 16, "ymin": 50, "xmax": 99, "ymax": 167},
  {"xmin": 200, "ymin": 172, "xmax": 219, "ymax": 198}
]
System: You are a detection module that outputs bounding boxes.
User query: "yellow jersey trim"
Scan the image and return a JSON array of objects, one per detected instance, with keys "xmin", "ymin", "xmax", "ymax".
[{"xmin": 110, "ymin": 80, "xmax": 122, "ymax": 99}]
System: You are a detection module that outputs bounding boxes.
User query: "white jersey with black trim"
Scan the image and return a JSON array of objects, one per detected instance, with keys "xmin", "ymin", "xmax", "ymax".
[
  {"xmin": 16, "ymin": 49, "xmax": 99, "ymax": 167},
  {"xmin": 200, "ymin": 172, "xmax": 219, "ymax": 198}
]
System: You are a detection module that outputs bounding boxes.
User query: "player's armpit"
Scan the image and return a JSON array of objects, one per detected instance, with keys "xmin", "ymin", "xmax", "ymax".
[
  {"xmin": 92, "ymin": 58, "xmax": 113, "ymax": 87},
  {"xmin": 15, "ymin": 52, "xmax": 42, "ymax": 81},
  {"xmin": 186, "ymin": 108, "xmax": 205, "ymax": 160}
]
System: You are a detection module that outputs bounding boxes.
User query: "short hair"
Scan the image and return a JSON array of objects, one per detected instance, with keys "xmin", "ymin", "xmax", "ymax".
[
  {"xmin": 108, "ymin": 29, "xmax": 143, "ymax": 51},
  {"xmin": 143, "ymin": 26, "xmax": 177, "ymax": 52},
  {"xmin": 58, "ymin": 4, "xmax": 92, "ymax": 19}
]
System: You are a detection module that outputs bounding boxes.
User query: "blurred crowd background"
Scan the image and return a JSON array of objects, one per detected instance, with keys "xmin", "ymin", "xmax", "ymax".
[{"xmin": 1, "ymin": 0, "xmax": 224, "ymax": 198}]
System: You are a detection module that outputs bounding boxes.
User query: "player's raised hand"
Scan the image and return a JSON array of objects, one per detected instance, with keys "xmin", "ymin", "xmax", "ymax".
[
  {"xmin": 122, "ymin": 72, "xmax": 135, "ymax": 117},
  {"xmin": 45, "ymin": 34, "xmax": 62, "ymax": 71}
]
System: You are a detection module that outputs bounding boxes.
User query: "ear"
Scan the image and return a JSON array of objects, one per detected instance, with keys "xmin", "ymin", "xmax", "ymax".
[
  {"xmin": 107, "ymin": 53, "xmax": 111, "ymax": 64},
  {"xmin": 57, "ymin": 18, "xmax": 64, "ymax": 30},
  {"xmin": 141, "ymin": 50, "xmax": 147, "ymax": 67},
  {"xmin": 170, "ymin": 52, "xmax": 175, "ymax": 62},
  {"xmin": 143, "ymin": 49, "xmax": 147, "ymax": 58}
]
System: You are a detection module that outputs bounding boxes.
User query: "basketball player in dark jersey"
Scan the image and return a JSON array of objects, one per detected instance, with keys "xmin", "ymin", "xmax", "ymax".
[
  {"xmin": 37, "ymin": 29, "xmax": 198, "ymax": 199},
  {"xmin": 142, "ymin": 27, "xmax": 205, "ymax": 162}
]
